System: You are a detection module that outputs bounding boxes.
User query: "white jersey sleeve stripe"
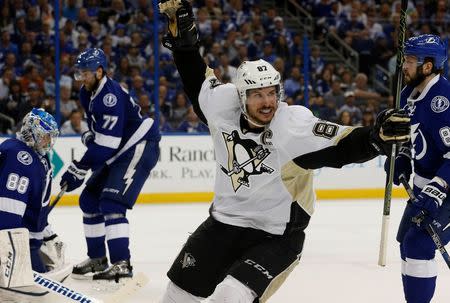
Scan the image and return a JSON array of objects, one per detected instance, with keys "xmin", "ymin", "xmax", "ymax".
[
  {"xmin": 84, "ymin": 222, "xmax": 106, "ymax": 238},
  {"xmin": 94, "ymin": 132, "xmax": 122, "ymax": 149},
  {"xmin": 0, "ymin": 197, "xmax": 27, "ymax": 216},
  {"xmin": 105, "ymin": 223, "xmax": 129, "ymax": 240}
]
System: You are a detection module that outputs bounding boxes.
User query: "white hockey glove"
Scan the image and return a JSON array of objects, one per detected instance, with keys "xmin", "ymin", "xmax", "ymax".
[{"xmin": 40, "ymin": 234, "xmax": 66, "ymax": 271}]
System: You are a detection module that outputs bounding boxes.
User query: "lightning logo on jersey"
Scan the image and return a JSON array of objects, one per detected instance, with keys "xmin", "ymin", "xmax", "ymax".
[{"xmin": 220, "ymin": 130, "xmax": 274, "ymax": 192}]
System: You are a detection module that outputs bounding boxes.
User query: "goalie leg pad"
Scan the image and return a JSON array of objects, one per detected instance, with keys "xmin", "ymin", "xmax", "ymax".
[{"xmin": 0, "ymin": 228, "xmax": 34, "ymax": 288}]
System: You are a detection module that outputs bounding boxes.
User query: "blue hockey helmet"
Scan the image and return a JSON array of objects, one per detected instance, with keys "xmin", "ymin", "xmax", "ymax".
[
  {"xmin": 17, "ymin": 108, "xmax": 59, "ymax": 155},
  {"xmin": 404, "ymin": 34, "xmax": 447, "ymax": 69},
  {"xmin": 74, "ymin": 48, "xmax": 107, "ymax": 80}
]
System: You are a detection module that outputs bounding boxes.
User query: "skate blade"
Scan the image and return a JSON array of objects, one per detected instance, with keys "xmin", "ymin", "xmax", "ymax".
[
  {"xmin": 71, "ymin": 272, "xmax": 96, "ymax": 280},
  {"xmin": 91, "ymin": 276, "xmax": 133, "ymax": 292}
]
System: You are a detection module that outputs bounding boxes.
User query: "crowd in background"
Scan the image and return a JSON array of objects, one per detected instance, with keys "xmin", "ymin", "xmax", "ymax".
[{"xmin": 0, "ymin": 0, "xmax": 448, "ymax": 135}]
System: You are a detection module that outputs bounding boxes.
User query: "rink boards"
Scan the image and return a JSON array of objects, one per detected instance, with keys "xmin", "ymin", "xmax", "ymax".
[{"xmin": 0, "ymin": 135, "xmax": 407, "ymax": 205}]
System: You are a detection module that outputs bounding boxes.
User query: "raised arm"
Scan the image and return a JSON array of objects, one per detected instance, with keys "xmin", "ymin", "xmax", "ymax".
[{"xmin": 160, "ymin": 0, "xmax": 209, "ymax": 123}]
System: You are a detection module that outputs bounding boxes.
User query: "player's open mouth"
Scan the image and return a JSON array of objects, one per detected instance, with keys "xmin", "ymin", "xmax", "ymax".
[{"xmin": 259, "ymin": 108, "xmax": 272, "ymax": 115}]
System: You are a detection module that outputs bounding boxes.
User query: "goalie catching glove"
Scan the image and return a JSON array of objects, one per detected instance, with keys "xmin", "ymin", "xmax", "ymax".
[
  {"xmin": 159, "ymin": 0, "xmax": 199, "ymax": 51},
  {"xmin": 370, "ymin": 108, "xmax": 410, "ymax": 155}
]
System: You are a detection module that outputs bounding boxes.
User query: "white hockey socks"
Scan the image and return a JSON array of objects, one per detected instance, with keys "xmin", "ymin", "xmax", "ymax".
[
  {"xmin": 202, "ymin": 275, "xmax": 257, "ymax": 303},
  {"xmin": 160, "ymin": 281, "xmax": 205, "ymax": 303}
]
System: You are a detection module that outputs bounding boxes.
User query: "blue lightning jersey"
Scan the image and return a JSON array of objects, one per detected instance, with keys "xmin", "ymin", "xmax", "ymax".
[
  {"xmin": 0, "ymin": 138, "xmax": 52, "ymax": 247},
  {"xmin": 401, "ymin": 75, "xmax": 450, "ymax": 189},
  {"xmin": 79, "ymin": 77, "xmax": 160, "ymax": 170}
]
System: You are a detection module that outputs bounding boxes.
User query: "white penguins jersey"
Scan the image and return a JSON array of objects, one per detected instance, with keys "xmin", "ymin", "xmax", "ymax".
[{"xmin": 199, "ymin": 76, "xmax": 354, "ymax": 235}]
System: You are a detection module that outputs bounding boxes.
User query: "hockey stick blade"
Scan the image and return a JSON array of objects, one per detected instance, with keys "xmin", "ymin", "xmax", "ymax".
[
  {"xmin": 103, "ymin": 272, "xmax": 149, "ymax": 303},
  {"xmin": 33, "ymin": 271, "xmax": 104, "ymax": 303}
]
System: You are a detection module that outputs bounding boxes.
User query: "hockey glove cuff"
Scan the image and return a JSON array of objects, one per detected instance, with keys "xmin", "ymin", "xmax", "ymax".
[
  {"xmin": 60, "ymin": 161, "xmax": 88, "ymax": 192},
  {"xmin": 81, "ymin": 130, "xmax": 95, "ymax": 147},
  {"xmin": 159, "ymin": 0, "xmax": 199, "ymax": 51},
  {"xmin": 370, "ymin": 109, "xmax": 410, "ymax": 155}
]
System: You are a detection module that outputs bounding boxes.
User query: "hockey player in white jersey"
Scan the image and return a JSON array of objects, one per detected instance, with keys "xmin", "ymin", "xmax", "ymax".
[
  {"xmin": 158, "ymin": 1, "xmax": 411, "ymax": 302},
  {"xmin": 387, "ymin": 34, "xmax": 450, "ymax": 303}
]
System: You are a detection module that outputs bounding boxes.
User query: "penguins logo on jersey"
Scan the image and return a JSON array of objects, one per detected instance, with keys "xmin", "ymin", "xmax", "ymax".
[
  {"xmin": 431, "ymin": 96, "xmax": 449, "ymax": 113},
  {"xmin": 17, "ymin": 151, "xmax": 33, "ymax": 165},
  {"xmin": 220, "ymin": 130, "xmax": 274, "ymax": 192}
]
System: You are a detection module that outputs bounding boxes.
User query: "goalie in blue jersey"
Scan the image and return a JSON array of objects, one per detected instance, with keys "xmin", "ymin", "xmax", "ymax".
[
  {"xmin": 389, "ymin": 34, "xmax": 450, "ymax": 303},
  {"xmin": 0, "ymin": 108, "xmax": 67, "ymax": 278},
  {"xmin": 60, "ymin": 48, "xmax": 161, "ymax": 282}
]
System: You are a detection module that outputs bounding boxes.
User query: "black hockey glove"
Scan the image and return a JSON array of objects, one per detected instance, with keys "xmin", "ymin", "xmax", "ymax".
[
  {"xmin": 159, "ymin": 0, "xmax": 199, "ymax": 51},
  {"xmin": 370, "ymin": 109, "xmax": 410, "ymax": 155}
]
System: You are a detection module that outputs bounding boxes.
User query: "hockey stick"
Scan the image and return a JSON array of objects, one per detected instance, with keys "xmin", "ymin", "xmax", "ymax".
[
  {"xmin": 399, "ymin": 175, "xmax": 450, "ymax": 269},
  {"xmin": 32, "ymin": 270, "xmax": 149, "ymax": 303},
  {"xmin": 378, "ymin": 0, "xmax": 408, "ymax": 267}
]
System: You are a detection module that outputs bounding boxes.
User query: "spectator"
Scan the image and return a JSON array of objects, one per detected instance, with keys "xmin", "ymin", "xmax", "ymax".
[
  {"xmin": 324, "ymin": 79, "xmax": 345, "ymax": 109},
  {"xmin": 20, "ymin": 64, "xmax": 44, "ymax": 92},
  {"xmin": 352, "ymin": 72, "xmax": 382, "ymax": 107},
  {"xmin": 17, "ymin": 83, "xmax": 43, "ymax": 123},
  {"xmin": 261, "ymin": 40, "xmax": 277, "ymax": 64},
  {"xmin": 360, "ymin": 108, "xmax": 376, "ymax": 127},
  {"xmin": 60, "ymin": 110, "xmax": 89, "ymax": 135},
  {"xmin": 0, "ymin": 30, "xmax": 18, "ymax": 57},
  {"xmin": 138, "ymin": 93, "xmax": 153, "ymax": 117},
  {"xmin": 159, "ymin": 84, "xmax": 173, "ymax": 119},
  {"xmin": 218, "ymin": 53, "xmax": 237, "ymax": 82},
  {"xmin": 309, "ymin": 45, "xmax": 325, "ymax": 76},
  {"xmin": 284, "ymin": 66, "xmax": 302, "ymax": 98},
  {"xmin": 177, "ymin": 107, "xmax": 209, "ymax": 133},
  {"xmin": 337, "ymin": 91, "xmax": 362, "ymax": 125},
  {"xmin": 337, "ymin": 110, "xmax": 353, "ymax": 126},
  {"xmin": 0, "ymin": 67, "xmax": 13, "ymax": 101},
  {"xmin": 315, "ymin": 67, "xmax": 333, "ymax": 96},
  {"xmin": 63, "ymin": 0, "xmax": 80, "ymax": 21},
  {"xmin": 310, "ymin": 95, "xmax": 335, "ymax": 121},
  {"xmin": 171, "ymin": 92, "xmax": 190, "ymax": 128},
  {"xmin": 60, "ymin": 85, "xmax": 79, "ymax": 122}
]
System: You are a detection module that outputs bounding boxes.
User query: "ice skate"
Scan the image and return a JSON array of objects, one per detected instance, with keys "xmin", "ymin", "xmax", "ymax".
[
  {"xmin": 93, "ymin": 260, "xmax": 133, "ymax": 283},
  {"xmin": 71, "ymin": 256, "xmax": 108, "ymax": 279}
]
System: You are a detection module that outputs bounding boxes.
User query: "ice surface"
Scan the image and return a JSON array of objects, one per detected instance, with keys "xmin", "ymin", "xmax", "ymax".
[{"xmin": 3, "ymin": 199, "xmax": 449, "ymax": 303}]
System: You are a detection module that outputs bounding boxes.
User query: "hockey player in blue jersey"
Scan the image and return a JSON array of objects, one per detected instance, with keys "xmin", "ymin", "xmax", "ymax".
[
  {"xmin": 389, "ymin": 34, "xmax": 450, "ymax": 303},
  {"xmin": 60, "ymin": 48, "xmax": 161, "ymax": 282},
  {"xmin": 0, "ymin": 108, "xmax": 61, "ymax": 274}
]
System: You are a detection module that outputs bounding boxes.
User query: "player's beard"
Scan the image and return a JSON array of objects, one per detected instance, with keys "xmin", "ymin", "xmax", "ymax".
[
  {"xmin": 85, "ymin": 77, "xmax": 101, "ymax": 92},
  {"xmin": 406, "ymin": 66, "xmax": 427, "ymax": 88}
]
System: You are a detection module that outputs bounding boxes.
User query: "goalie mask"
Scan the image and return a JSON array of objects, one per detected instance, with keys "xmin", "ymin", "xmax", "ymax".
[
  {"xmin": 235, "ymin": 59, "xmax": 284, "ymax": 127},
  {"xmin": 17, "ymin": 108, "xmax": 59, "ymax": 155}
]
